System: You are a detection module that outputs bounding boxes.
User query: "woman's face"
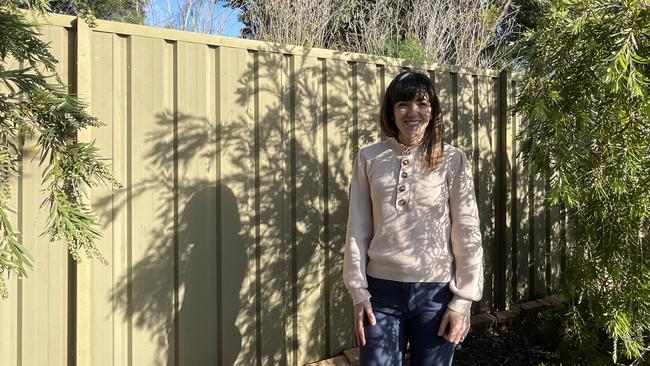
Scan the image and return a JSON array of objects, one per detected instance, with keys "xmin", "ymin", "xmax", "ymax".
[{"xmin": 393, "ymin": 91, "xmax": 432, "ymax": 146}]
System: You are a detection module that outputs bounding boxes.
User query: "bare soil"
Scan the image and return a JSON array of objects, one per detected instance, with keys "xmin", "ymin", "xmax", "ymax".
[{"xmin": 453, "ymin": 327, "xmax": 560, "ymax": 366}]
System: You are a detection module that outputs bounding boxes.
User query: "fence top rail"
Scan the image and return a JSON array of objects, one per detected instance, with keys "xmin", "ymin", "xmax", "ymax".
[{"xmin": 34, "ymin": 11, "xmax": 505, "ymax": 78}]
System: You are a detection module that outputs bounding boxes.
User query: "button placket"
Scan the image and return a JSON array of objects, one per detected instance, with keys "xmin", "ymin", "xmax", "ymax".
[{"xmin": 396, "ymin": 147, "xmax": 416, "ymax": 210}]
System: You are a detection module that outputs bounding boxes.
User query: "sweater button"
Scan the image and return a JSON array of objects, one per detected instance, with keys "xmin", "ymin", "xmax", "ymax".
[
  {"xmin": 402, "ymin": 159, "xmax": 409, "ymax": 166},
  {"xmin": 398, "ymin": 185, "xmax": 405, "ymax": 192},
  {"xmin": 404, "ymin": 148, "xmax": 411, "ymax": 155},
  {"xmin": 401, "ymin": 171, "xmax": 408, "ymax": 178},
  {"xmin": 398, "ymin": 199, "xmax": 406, "ymax": 206}
]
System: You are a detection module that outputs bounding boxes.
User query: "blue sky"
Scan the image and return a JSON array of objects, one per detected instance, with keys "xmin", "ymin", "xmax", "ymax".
[
  {"xmin": 145, "ymin": 0, "xmax": 243, "ymax": 37},
  {"xmin": 217, "ymin": 2, "xmax": 243, "ymax": 37}
]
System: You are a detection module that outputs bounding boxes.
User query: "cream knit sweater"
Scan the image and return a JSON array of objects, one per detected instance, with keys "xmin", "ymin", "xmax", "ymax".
[{"xmin": 343, "ymin": 138, "xmax": 484, "ymax": 315}]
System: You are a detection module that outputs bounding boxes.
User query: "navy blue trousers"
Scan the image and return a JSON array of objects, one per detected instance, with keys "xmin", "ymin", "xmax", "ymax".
[{"xmin": 360, "ymin": 276, "xmax": 455, "ymax": 366}]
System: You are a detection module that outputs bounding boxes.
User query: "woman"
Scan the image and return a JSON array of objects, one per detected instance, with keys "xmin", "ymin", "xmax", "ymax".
[{"xmin": 343, "ymin": 71, "xmax": 483, "ymax": 366}]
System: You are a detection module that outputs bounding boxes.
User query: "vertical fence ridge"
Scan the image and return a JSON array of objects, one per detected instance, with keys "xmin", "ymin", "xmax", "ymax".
[
  {"xmin": 280, "ymin": 53, "xmax": 290, "ymax": 366},
  {"xmin": 170, "ymin": 39, "xmax": 180, "ymax": 366},
  {"xmin": 451, "ymin": 73, "xmax": 459, "ymax": 146},
  {"xmin": 214, "ymin": 46, "xmax": 223, "ymax": 366},
  {"xmin": 17, "ymin": 278, "xmax": 22, "ymax": 366},
  {"xmin": 321, "ymin": 58, "xmax": 332, "ymax": 357},
  {"xmin": 75, "ymin": 16, "xmax": 92, "ymax": 366},
  {"xmin": 64, "ymin": 24, "xmax": 77, "ymax": 365},
  {"xmin": 124, "ymin": 33, "xmax": 134, "ymax": 366},
  {"xmin": 287, "ymin": 53, "xmax": 299, "ymax": 366},
  {"xmin": 17, "ymin": 143, "xmax": 23, "ymax": 366},
  {"xmin": 349, "ymin": 62, "xmax": 359, "ymax": 155},
  {"xmin": 506, "ymin": 82, "xmax": 519, "ymax": 303},
  {"xmin": 495, "ymin": 69, "xmax": 509, "ymax": 310},
  {"xmin": 209, "ymin": 44, "xmax": 219, "ymax": 365},
  {"xmin": 251, "ymin": 49, "xmax": 263, "ymax": 366}
]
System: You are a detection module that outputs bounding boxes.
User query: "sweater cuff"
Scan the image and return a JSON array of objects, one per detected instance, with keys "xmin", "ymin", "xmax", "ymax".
[
  {"xmin": 447, "ymin": 295, "xmax": 472, "ymax": 316},
  {"xmin": 350, "ymin": 288, "xmax": 371, "ymax": 305}
]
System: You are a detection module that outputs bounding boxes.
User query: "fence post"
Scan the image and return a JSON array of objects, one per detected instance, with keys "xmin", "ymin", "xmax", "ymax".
[
  {"xmin": 74, "ymin": 15, "xmax": 93, "ymax": 366},
  {"xmin": 494, "ymin": 68, "xmax": 509, "ymax": 311}
]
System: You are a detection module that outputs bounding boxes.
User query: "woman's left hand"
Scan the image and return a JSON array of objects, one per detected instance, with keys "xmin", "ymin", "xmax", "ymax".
[{"xmin": 437, "ymin": 308, "xmax": 470, "ymax": 344}]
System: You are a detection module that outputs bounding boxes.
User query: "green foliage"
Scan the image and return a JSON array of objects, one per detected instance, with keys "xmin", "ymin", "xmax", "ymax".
[
  {"xmin": 512, "ymin": 0, "xmax": 547, "ymax": 33},
  {"xmin": 515, "ymin": 0, "xmax": 650, "ymax": 363},
  {"xmin": 47, "ymin": 0, "xmax": 147, "ymax": 24},
  {"xmin": 0, "ymin": 1, "xmax": 115, "ymax": 297},
  {"xmin": 380, "ymin": 33, "xmax": 426, "ymax": 62}
]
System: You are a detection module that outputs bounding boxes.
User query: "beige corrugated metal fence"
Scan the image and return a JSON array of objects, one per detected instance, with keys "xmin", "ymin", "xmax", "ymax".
[{"xmin": 0, "ymin": 13, "xmax": 565, "ymax": 366}]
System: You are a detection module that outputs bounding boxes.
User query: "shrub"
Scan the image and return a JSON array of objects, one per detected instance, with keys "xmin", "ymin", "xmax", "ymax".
[{"xmin": 514, "ymin": 0, "xmax": 650, "ymax": 363}]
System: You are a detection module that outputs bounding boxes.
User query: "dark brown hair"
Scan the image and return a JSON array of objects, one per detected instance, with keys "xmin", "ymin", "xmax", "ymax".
[{"xmin": 380, "ymin": 71, "xmax": 444, "ymax": 172}]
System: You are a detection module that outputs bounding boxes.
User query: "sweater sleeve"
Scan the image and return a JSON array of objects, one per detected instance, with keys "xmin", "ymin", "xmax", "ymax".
[
  {"xmin": 447, "ymin": 150, "xmax": 484, "ymax": 316},
  {"xmin": 343, "ymin": 149, "xmax": 374, "ymax": 305}
]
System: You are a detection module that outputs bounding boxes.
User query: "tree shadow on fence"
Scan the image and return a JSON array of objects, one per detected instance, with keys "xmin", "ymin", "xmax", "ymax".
[
  {"xmin": 109, "ymin": 111, "xmax": 246, "ymax": 365},
  {"xmin": 108, "ymin": 46, "xmax": 379, "ymax": 365}
]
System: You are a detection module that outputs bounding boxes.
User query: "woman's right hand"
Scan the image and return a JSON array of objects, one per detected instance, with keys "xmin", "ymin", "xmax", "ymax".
[{"xmin": 354, "ymin": 300, "xmax": 376, "ymax": 346}]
